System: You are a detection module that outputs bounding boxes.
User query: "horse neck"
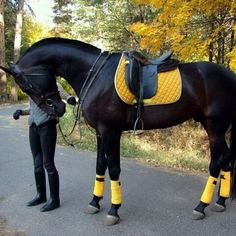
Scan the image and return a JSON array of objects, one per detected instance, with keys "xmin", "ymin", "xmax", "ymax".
[
  {"xmin": 18, "ymin": 45, "xmax": 101, "ymax": 95},
  {"xmin": 58, "ymin": 51, "xmax": 101, "ymax": 95}
]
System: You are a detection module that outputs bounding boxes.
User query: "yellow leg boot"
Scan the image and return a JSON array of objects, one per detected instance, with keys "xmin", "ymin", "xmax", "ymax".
[
  {"xmin": 200, "ymin": 176, "xmax": 218, "ymax": 204},
  {"xmin": 87, "ymin": 175, "xmax": 105, "ymax": 214},
  {"xmin": 213, "ymin": 171, "xmax": 231, "ymax": 212},
  {"xmin": 93, "ymin": 175, "xmax": 105, "ymax": 197},
  {"xmin": 193, "ymin": 176, "xmax": 218, "ymax": 220},
  {"xmin": 219, "ymin": 171, "xmax": 231, "ymax": 198},
  {"xmin": 105, "ymin": 180, "xmax": 122, "ymax": 226},
  {"xmin": 111, "ymin": 180, "xmax": 122, "ymax": 205}
]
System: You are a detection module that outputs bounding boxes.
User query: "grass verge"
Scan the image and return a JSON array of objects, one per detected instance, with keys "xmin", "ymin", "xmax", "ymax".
[{"xmin": 58, "ymin": 105, "xmax": 211, "ymax": 173}]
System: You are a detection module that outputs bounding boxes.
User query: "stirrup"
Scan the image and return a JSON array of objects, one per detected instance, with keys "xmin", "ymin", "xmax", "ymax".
[{"xmin": 133, "ymin": 118, "xmax": 144, "ymax": 135}]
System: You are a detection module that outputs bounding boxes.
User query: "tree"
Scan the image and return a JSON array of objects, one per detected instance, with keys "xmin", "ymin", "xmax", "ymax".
[
  {"xmin": 74, "ymin": 0, "xmax": 156, "ymax": 51},
  {"xmin": 4, "ymin": 0, "xmax": 17, "ymax": 63},
  {"xmin": 0, "ymin": 0, "xmax": 7, "ymax": 101},
  {"xmin": 11, "ymin": 0, "xmax": 24, "ymax": 101},
  {"xmin": 91, "ymin": 0, "xmax": 156, "ymax": 51},
  {"xmin": 52, "ymin": 0, "xmax": 156, "ymax": 51},
  {"xmin": 21, "ymin": 15, "xmax": 52, "ymax": 53},
  {"xmin": 52, "ymin": 0, "xmax": 77, "ymax": 38},
  {"xmin": 131, "ymin": 0, "xmax": 236, "ymax": 68}
]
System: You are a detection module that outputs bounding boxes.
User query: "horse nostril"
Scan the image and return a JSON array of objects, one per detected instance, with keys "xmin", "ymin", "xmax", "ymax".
[{"xmin": 45, "ymin": 99, "xmax": 54, "ymax": 107}]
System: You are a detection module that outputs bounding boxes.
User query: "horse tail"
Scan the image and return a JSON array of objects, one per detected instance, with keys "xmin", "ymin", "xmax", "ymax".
[{"xmin": 230, "ymin": 119, "xmax": 236, "ymax": 199}]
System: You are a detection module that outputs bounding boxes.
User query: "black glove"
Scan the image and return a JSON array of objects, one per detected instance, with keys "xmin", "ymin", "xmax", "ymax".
[
  {"xmin": 67, "ymin": 96, "xmax": 76, "ymax": 105},
  {"xmin": 13, "ymin": 110, "xmax": 22, "ymax": 120}
]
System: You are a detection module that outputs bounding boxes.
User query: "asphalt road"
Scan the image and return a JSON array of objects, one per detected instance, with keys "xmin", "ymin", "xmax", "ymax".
[{"xmin": 1, "ymin": 103, "xmax": 236, "ymax": 236}]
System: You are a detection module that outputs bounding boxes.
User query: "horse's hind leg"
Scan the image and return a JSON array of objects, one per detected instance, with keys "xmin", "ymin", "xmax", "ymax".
[
  {"xmin": 87, "ymin": 134, "xmax": 107, "ymax": 214},
  {"xmin": 193, "ymin": 119, "xmax": 231, "ymax": 220},
  {"xmin": 212, "ymin": 124, "xmax": 236, "ymax": 211},
  {"xmin": 211, "ymin": 167, "xmax": 231, "ymax": 212}
]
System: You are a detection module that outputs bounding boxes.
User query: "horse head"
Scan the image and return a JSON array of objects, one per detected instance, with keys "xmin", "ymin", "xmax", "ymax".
[{"xmin": 0, "ymin": 64, "xmax": 66, "ymax": 117}]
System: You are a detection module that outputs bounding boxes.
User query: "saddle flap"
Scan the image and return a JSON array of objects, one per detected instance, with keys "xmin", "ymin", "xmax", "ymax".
[
  {"xmin": 124, "ymin": 53, "xmax": 140, "ymax": 96},
  {"xmin": 124, "ymin": 51, "xmax": 158, "ymax": 99},
  {"xmin": 139, "ymin": 65, "xmax": 157, "ymax": 98}
]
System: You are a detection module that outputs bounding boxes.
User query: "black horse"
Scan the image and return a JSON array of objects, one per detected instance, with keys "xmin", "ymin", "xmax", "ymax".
[{"xmin": 1, "ymin": 37, "xmax": 236, "ymax": 225}]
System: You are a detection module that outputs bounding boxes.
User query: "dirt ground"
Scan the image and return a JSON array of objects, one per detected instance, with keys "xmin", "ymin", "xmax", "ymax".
[{"xmin": 0, "ymin": 216, "xmax": 26, "ymax": 236}]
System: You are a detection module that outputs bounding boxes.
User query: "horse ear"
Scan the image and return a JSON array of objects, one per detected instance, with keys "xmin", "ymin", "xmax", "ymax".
[
  {"xmin": 0, "ymin": 65, "xmax": 14, "ymax": 76},
  {"xmin": 8, "ymin": 63, "xmax": 21, "ymax": 76}
]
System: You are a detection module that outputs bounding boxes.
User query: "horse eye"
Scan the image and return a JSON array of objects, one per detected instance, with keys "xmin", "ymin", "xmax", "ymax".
[{"xmin": 45, "ymin": 99, "xmax": 53, "ymax": 107}]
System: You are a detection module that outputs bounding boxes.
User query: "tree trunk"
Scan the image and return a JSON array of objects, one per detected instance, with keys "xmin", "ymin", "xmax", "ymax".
[
  {"xmin": 208, "ymin": 42, "xmax": 213, "ymax": 62},
  {"xmin": 228, "ymin": 19, "xmax": 235, "ymax": 68},
  {"xmin": 10, "ymin": 0, "xmax": 24, "ymax": 102},
  {"xmin": 0, "ymin": 0, "xmax": 7, "ymax": 102}
]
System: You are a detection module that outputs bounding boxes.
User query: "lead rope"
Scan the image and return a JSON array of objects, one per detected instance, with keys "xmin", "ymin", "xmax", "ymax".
[{"xmin": 58, "ymin": 104, "xmax": 81, "ymax": 147}]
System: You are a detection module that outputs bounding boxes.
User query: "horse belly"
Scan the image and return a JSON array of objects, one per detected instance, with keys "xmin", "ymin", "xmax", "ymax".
[{"xmin": 141, "ymin": 104, "xmax": 195, "ymax": 130}]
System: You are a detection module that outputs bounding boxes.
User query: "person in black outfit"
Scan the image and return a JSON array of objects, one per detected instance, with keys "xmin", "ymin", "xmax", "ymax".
[{"xmin": 13, "ymin": 83, "xmax": 76, "ymax": 212}]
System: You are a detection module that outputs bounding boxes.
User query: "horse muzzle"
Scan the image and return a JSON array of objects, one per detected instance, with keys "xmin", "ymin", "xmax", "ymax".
[{"xmin": 41, "ymin": 99, "xmax": 66, "ymax": 117}]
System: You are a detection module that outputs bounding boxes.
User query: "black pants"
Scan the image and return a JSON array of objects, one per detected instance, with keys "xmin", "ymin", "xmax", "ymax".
[{"xmin": 29, "ymin": 120, "xmax": 57, "ymax": 174}]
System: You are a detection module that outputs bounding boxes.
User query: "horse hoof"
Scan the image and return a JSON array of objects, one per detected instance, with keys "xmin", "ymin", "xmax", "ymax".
[
  {"xmin": 86, "ymin": 204, "xmax": 100, "ymax": 214},
  {"xmin": 192, "ymin": 210, "xmax": 205, "ymax": 220},
  {"xmin": 104, "ymin": 215, "xmax": 120, "ymax": 226},
  {"xmin": 211, "ymin": 203, "xmax": 226, "ymax": 212}
]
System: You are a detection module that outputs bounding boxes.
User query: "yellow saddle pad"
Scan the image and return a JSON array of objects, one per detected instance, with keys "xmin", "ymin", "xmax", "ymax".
[{"xmin": 114, "ymin": 55, "xmax": 182, "ymax": 105}]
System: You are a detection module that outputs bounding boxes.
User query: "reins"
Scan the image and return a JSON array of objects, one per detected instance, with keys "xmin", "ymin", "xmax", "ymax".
[
  {"xmin": 59, "ymin": 51, "xmax": 111, "ymax": 146},
  {"xmin": 79, "ymin": 51, "xmax": 111, "ymax": 105}
]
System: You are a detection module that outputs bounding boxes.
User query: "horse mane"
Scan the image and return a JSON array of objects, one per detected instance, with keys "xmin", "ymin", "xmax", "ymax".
[{"xmin": 18, "ymin": 37, "xmax": 101, "ymax": 62}]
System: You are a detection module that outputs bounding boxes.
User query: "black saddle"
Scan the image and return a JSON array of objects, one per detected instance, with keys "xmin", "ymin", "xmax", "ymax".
[
  {"xmin": 124, "ymin": 51, "xmax": 179, "ymax": 100},
  {"xmin": 123, "ymin": 50, "xmax": 179, "ymax": 131}
]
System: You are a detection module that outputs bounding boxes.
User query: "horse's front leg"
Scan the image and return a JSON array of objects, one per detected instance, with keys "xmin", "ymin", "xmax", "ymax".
[
  {"xmin": 102, "ymin": 128, "xmax": 122, "ymax": 226},
  {"xmin": 87, "ymin": 134, "xmax": 107, "ymax": 214}
]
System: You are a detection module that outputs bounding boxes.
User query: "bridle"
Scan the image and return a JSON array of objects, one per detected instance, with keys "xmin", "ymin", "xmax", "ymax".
[{"xmin": 11, "ymin": 66, "xmax": 61, "ymax": 113}]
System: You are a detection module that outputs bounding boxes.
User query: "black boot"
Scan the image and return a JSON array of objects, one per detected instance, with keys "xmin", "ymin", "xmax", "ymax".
[
  {"xmin": 41, "ymin": 172, "xmax": 60, "ymax": 212},
  {"xmin": 27, "ymin": 171, "xmax": 47, "ymax": 206}
]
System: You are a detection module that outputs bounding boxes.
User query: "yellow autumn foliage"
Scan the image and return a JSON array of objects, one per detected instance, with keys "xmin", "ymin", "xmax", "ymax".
[
  {"xmin": 131, "ymin": 0, "xmax": 236, "ymax": 67},
  {"xmin": 229, "ymin": 48, "xmax": 236, "ymax": 71}
]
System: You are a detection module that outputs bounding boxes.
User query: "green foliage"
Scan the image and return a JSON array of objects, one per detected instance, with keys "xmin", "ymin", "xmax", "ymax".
[
  {"xmin": 52, "ymin": 0, "xmax": 156, "ymax": 51},
  {"xmin": 21, "ymin": 15, "xmax": 52, "ymax": 54},
  {"xmin": 4, "ymin": 0, "xmax": 16, "ymax": 63},
  {"xmin": 58, "ymin": 105, "xmax": 97, "ymax": 151},
  {"xmin": 57, "ymin": 77, "xmax": 76, "ymax": 95},
  {"xmin": 52, "ymin": 0, "xmax": 78, "ymax": 37},
  {"xmin": 94, "ymin": 0, "xmax": 157, "ymax": 51}
]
